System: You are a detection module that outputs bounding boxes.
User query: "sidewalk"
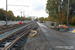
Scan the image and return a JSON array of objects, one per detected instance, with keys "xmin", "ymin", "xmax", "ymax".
[
  {"xmin": 24, "ymin": 26, "xmax": 50, "ymax": 50},
  {"xmin": 24, "ymin": 22, "xmax": 75, "ymax": 50}
]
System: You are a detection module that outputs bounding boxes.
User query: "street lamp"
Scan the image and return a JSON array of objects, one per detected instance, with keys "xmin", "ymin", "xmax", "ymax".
[
  {"xmin": 23, "ymin": 11, "xmax": 25, "ymax": 23},
  {"xmin": 21, "ymin": 11, "xmax": 22, "ymax": 21},
  {"xmin": 6, "ymin": 0, "xmax": 8, "ymax": 26},
  {"xmin": 67, "ymin": 0, "xmax": 69, "ymax": 26}
]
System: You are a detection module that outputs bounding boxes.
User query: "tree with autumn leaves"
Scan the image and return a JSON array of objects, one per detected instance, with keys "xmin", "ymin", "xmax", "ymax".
[
  {"xmin": 0, "ymin": 9, "xmax": 15, "ymax": 21},
  {"xmin": 0, "ymin": 9, "xmax": 5, "ymax": 21},
  {"xmin": 0, "ymin": 8, "xmax": 31, "ymax": 21},
  {"xmin": 46, "ymin": 0, "xmax": 75, "ymax": 25},
  {"xmin": 7, "ymin": 10, "xmax": 14, "ymax": 20}
]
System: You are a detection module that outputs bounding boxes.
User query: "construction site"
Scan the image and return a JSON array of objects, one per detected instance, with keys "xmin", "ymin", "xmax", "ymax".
[
  {"xmin": 0, "ymin": 0, "xmax": 75, "ymax": 50},
  {"xmin": 0, "ymin": 21, "xmax": 75, "ymax": 50}
]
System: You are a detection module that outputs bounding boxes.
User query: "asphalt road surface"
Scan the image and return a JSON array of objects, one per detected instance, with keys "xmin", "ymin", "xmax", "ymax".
[{"xmin": 37, "ymin": 22, "xmax": 75, "ymax": 50}]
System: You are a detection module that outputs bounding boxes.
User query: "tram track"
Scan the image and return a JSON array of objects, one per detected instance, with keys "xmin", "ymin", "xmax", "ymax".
[
  {"xmin": 3, "ymin": 25, "xmax": 35, "ymax": 50},
  {"xmin": 0, "ymin": 22, "xmax": 31, "ymax": 34},
  {"xmin": 0, "ymin": 22, "xmax": 36, "ymax": 50}
]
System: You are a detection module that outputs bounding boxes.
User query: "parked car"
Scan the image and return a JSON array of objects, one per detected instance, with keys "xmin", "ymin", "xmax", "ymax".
[{"xmin": 1, "ymin": 21, "xmax": 6, "ymax": 23}]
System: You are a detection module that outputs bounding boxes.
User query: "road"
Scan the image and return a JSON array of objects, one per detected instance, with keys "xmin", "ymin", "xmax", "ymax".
[
  {"xmin": 0, "ymin": 21, "xmax": 31, "ymax": 26},
  {"xmin": 37, "ymin": 22, "xmax": 75, "ymax": 50}
]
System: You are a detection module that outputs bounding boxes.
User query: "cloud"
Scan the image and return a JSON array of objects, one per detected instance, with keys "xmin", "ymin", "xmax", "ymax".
[
  {"xmin": 33, "ymin": 3, "xmax": 45, "ymax": 11},
  {"xmin": 0, "ymin": 0, "xmax": 48, "ymax": 17},
  {"xmin": 29, "ymin": 0, "xmax": 46, "ymax": 11}
]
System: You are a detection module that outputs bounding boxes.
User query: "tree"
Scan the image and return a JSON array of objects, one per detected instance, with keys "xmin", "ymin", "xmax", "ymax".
[
  {"xmin": 7, "ymin": 10, "xmax": 14, "ymax": 20},
  {"xmin": 0, "ymin": 9, "xmax": 5, "ymax": 20},
  {"xmin": 11, "ymin": 16, "xmax": 15, "ymax": 21},
  {"xmin": 16, "ymin": 15, "xmax": 20, "ymax": 21},
  {"xmin": 46, "ymin": 0, "xmax": 75, "ymax": 25},
  {"xmin": 47, "ymin": 16, "xmax": 51, "ymax": 21},
  {"xmin": 39, "ymin": 17, "xmax": 45, "ymax": 21},
  {"xmin": 62, "ymin": 0, "xmax": 75, "ymax": 24},
  {"xmin": 46, "ymin": 0, "xmax": 61, "ymax": 22},
  {"xmin": 3, "ymin": 10, "xmax": 6, "ymax": 20},
  {"xmin": 25, "ymin": 17, "xmax": 31, "ymax": 20},
  {"xmin": 44, "ymin": 17, "xmax": 47, "ymax": 21}
]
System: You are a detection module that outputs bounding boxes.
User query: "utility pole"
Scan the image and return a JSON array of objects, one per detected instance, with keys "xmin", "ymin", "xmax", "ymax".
[
  {"xmin": 58, "ymin": 5, "xmax": 60, "ymax": 25},
  {"xmin": 60, "ymin": 0, "xmax": 62, "ymax": 25},
  {"xmin": 6, "ymin": 0, "xmax": 8, "ymax": 26},
  {"xmin": 61, "ymin": 8, "xmax": 62, "ymax": 25},
  {"xmin": 67, "ymin": 0, "xmax": 69, "ymax": 26}
]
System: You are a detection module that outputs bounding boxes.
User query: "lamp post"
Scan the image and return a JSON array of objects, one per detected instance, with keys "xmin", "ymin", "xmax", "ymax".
[
  {"xmin": 6, "ymin": 0, "xmax": 8, "ymax": 25},
  {"xmin": 21, "ymin": 11, "xmax": 22, "ymax": 21},
  {"xmin": 67, "ymin": 0, "xmax": 69, "ymax": 26},
  {"xmin": 23, "ymin": 11, "xmax": 25, "ymax": 23}
]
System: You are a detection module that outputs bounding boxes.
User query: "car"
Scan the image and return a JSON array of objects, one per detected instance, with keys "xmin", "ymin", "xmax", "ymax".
[{"xmin": 1, "ymin": 21, "xmax": 6, "ymax": 23}]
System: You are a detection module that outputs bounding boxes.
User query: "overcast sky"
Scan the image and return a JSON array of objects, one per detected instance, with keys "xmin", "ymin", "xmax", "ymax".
[{"xmin": 0, "ymin": 0, "xmax": 48, "ymax": 18}]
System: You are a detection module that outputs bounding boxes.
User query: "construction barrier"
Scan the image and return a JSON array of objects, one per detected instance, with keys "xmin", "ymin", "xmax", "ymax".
[{"xmin": 30, "ymin": 30, "xmax": 37, "ymax": 37}]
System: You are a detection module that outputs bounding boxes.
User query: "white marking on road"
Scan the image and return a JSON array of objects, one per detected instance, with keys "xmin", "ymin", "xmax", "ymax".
[
  {"xmin": 37, "ymin": 22, "xmax": 47, "ymax": 32},
  {"xmin": 37, "ymin": 22, "xmax": 48, "ymax": 28}
]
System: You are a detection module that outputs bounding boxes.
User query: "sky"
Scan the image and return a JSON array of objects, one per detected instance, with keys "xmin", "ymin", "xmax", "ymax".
[{"xmin": 0, "ymin": 0, "xmax": 48, "ymax": 18}]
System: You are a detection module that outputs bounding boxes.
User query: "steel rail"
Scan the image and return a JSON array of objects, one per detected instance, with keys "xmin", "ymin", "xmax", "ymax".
[
  {"xmin": 0, "ymin": 22, "xmax": 35, "ymax": 50},
  {"xmin": 0, "ymin": 22, "xmax": 31, "ymax": 34},
  {"xmin": 2, "ymin": 23, "xmax": 36, "ymax": 50},
  {"xmin": 0, "ymin": 22, "xmax": 34, "ymax": 41}
]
